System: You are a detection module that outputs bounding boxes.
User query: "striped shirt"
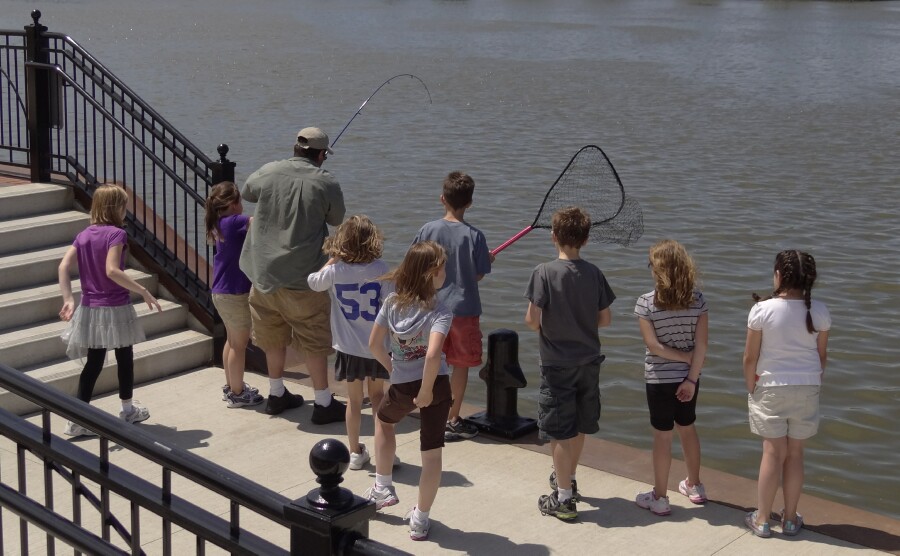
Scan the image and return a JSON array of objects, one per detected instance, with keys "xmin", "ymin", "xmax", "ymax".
[{"xmin": 634, "ymin": 290, "xmax": 708, "ymax": 383}]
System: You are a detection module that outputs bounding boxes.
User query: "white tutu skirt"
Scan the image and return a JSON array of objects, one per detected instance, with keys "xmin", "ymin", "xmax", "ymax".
[{"xmin": 61, "ymin": 304, "xmax": 145, "ymax": 359}]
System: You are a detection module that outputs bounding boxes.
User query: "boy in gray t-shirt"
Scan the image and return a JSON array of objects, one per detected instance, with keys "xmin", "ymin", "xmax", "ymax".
[{"xmin": 524, "ymin": 206, "xmax": 615, "ymax": 522}]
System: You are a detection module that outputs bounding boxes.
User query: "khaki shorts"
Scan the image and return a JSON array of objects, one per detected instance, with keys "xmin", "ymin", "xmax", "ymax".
[
  {"xmin": 248, "ymin": 287, "xmax": 333, "ymax": 356},
  {"xmin": 212, "ymin": 293, "xmax": 252, "ymax": 331},
  {"xmin": 748, "ymin": 385, "xmax": 820, "ymax": 440}
]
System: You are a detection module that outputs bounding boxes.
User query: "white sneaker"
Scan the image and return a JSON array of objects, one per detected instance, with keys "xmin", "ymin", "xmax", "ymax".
[
  {"xmin": 635, "ymin": 489, "xmax": 671, "ymax": 516},
  {"xmin": 64, "ymin": 421, "xmax": 97, "ymax": 438},
  {"xmin": 363, "ymin": 484, "xmax": 399, "ymax": 510},
  {"xmin": 406, "ymin": 507, "xmax": 430, "ymax": 541},
  {"xmin": 678, "ymin": 478, "xmax": 707, "ymax": 504},
  {"xmin": 120, "ymin": 402, "xmax": 150, "ymax": 424},
  {"xmin": 349, "ymin": 444, "xmax": 371, "ymax": 470}
]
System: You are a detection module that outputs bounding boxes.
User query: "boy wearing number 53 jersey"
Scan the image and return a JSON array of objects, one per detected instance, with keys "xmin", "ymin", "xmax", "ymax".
[{"xmin": 308, "ymin": 215, "xmax": 392, "ymax": 469}]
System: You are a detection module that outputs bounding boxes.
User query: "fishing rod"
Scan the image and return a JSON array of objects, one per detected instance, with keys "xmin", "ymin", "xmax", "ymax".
[{"xmin": 330, "ymin": 73, "xmax": 432, "ymax": 148}]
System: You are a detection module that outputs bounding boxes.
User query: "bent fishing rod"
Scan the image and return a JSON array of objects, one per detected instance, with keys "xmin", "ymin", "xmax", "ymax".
[{"xmin": 330, "ymin": 73, "xmax": 432, "ymax": 149}]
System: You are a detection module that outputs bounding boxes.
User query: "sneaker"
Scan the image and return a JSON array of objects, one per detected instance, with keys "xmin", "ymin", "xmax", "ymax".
[
  {"xmin": 119, "ymin": 402, "xmax": 150, "ymax": 424},
  {"xmin": 406, "ymin": 508, "xmax": 430, "ymax": 541},
  {"xmin": 678, "ymin": 478, "xmax": 708, "ymax": 504},
  {"xmin": 780, "ymin": 509, "xmax": 803, "ymax": 536},
  {"xmin": 221, "ymin": 382, "xmax": 260, "ymax": 401},
  {"xmin": 444, "ymin": 419, "xmax": 478, "ymax": 442},
  {"xmin": 349, "ymin": 444, "xmax": 371, "ymax": 470},
  {"xmin": 548, "ymin": 470, "xmax": 580, "ymax": 502},
  {"xmin": 225, "ymin": 388, "xmax": 265, "ymax": 408},
  {"xmin": 635, "ymin": 490, "xmax": 671, "ymax": 516},
  {"xmin": 363, "ymin": 484, "xmax": 399, "ymax": 510},
  {"xmin": 311, "ymin": 396, "xmax": 347, "ymax": 425},
  {"xmin": 64, "ymin": 421, "xmax": 98, "ymax": 438},
  {"xmin": 538, "ymin": 490, "xmax": 577, "ymax": 521},
  {"xmin": 265, "ymin": 389, "xmax": 304, "ymax": 415},
  {"xmin": 744, "ymin": 510, "xmax": 772, "ymax": 538}
]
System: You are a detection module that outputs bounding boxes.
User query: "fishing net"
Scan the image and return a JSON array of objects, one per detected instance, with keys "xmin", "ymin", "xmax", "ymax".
[{"xmin": 531, "ymin": 145, "xmax": 643, "ymax": 246}]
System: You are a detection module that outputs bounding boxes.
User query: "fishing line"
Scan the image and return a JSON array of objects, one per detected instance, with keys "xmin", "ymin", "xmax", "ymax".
[{"xmin": 330, "ymin": 73, "xmax": 432, "ymax": 149}]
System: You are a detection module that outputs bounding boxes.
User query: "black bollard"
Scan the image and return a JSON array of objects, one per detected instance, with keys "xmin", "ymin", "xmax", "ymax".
[
  {"xmin": 286, "ymin": 439, "xmax": 376, "ymax": 555},
  {"xmin": 466, "ymin": 329, "xmax": 537, "ymax": 439}
]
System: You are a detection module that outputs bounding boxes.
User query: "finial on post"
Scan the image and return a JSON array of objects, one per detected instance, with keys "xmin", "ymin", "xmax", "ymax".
[
  {"xmin": 306, "ymin": 438, "xmax": 354, "ymax": 510},
  {"xmin": 31, "ymin": 10, "xmax": 41, "ymax": 25},
  {"xmin": 217, "ymin": 143, "xmax": 229, "ymax": 164}
]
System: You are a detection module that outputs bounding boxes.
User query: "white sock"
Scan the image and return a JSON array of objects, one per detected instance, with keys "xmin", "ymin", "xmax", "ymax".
[
  {"xmin": 558, "ymin": 487, "xmax": 573, "ymax": 503},
  {"xmin": 314, "ymin": 388, "xmax": 332, "ymax": 406},
  {"xmin": 412, "ymin": 506, "xmax": 429, "ymax": 524},
  {"xmin": 269, "ymin": 378, "xmax": 285, "ymax": 397},
  {"xmin": 571, "ymin": 474, "xmax": 577, "ymax": 482},
  {"xmin": 121, "ymin": 399, "xmax": 133, "ymax": 413},
  {"xmin": 375, "ymin": 474, "xmax": 392, "ymax": 490}
]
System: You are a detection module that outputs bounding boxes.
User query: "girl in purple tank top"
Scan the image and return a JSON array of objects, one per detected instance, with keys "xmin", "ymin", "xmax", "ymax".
[
  {"xmin": 205, "ymin": 182, "xmax": 261, "ymax": 408},
  {"xmin": 58, "ymin": 185, "xmax": 162, "ymax": 437}
]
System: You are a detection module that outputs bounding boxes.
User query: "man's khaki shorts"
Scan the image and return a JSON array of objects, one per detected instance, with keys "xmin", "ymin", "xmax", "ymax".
[{"xmin": 248, "ymin": 287, "xmax": 333, "ymax": 356}]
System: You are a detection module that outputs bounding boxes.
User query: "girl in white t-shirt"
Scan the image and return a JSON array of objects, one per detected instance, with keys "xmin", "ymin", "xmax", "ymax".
[
  {"xmin": 308, "ymin": 215, "xmax": 390, "ymax": 470},
  {"xmin": 743, "ymin": 250, "xmax": 831, "ymax": 538}
]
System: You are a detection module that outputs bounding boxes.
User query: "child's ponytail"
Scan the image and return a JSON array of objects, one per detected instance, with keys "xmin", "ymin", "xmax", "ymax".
[{"xmin": 205, "ymin": 182, "xmax": 240, "ymax": 244}]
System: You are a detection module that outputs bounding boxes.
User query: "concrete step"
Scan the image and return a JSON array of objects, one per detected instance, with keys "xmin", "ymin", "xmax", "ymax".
[
  {"xmin": 0, "ymin": 329, "xmax": 213, "ymax": 415},
  {"xmin": 0, "ymin": 299, "xmax": 188, "ymax": 370},
  {"xmin": 0, "ymin": 244, "xmax": 72, "ymax": 292},
  {"xmin": 0, "ymin": 183, "xmax": 72, "ymax": 220},
  {"xmin": 0, "ymin": 210, "xmax": 90, "ymax": 256},
  {"xmin": 0, "ymin": 268, "xmax": 156, "ymax": 332}
]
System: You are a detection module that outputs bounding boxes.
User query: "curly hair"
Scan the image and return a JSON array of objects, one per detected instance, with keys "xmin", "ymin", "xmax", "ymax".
[
  {"xmin": 649, "ymin": 240, "xmax": 698, "ymax": 310},
  {"xmin": 753, "ymin": 250, "xmax": 819, "ymax": 334},
  {"xmin": 90, "ymin": 184, "xmax": 128, "ymax": 227},
  {"xmin": 322, "ymin": 214, "xmax": 384, "ymax": 264},
  {"xmin": 205, "ymin": 181, "xmax": 241, "ymax": 244},
  {"xmin": 551, "ymin": 206, "xmax": 590, "ymax": 248},
  {"xmin": 382, "ymin": 241, "xmax": 446, "ymax": 310}
]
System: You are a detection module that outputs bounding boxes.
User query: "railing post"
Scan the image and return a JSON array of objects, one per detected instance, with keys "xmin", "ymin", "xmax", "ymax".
[
  {"xmin": 467, "ymin": 329, "xmax": 538, "ymax": 439},
  {"xmin": 286, "ymin": 439, "xmax": 376, "ymax": 555},
  {"xmin": 209, "ymin": 144, "xmax": 236, "ymax": 185},
  {"xmin": 24, "ymin": 10, "xmax": 52, "ymax": 183}
]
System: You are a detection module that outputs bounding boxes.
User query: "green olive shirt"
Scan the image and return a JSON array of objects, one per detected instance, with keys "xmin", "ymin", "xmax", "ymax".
[{"xmin": 238, "ymin": 157, "xmax": 345, "ymax": 293}]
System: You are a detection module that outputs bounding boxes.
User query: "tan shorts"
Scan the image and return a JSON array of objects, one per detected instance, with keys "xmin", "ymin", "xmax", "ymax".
[
  {"xmin": 748, "ymin": 385, "xmax": 820, "ymax": 440},
  {"xmin": 212, "ymin": 293, "xmax": 252, "ymax": 331},
  {"xmin": 248, "ymin": 286, "xmax": 333, "ymax": 356}
]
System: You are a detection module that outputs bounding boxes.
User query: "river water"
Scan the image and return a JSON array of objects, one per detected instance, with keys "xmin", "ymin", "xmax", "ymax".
[{"xmin": 3, "ymin": 0, "xmax": 899, "ymax": 520}]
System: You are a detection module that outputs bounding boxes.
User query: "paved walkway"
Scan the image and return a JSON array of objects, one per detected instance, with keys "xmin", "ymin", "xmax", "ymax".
[{"xmin": 2, "ymin": 366, "xmax": 897, "ymax": 555}]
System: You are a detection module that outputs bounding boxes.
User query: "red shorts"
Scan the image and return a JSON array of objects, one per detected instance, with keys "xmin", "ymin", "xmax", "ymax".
[{"xmin": 442, "ymin": 315, "xmax": 483, "ymax": 368}]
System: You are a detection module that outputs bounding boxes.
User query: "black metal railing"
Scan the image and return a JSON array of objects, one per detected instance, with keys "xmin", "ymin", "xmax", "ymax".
[
  {"xmin": 0, "ymin": 363, "xmax": 404, "ymax": 556},
  {"xmin": 1, "ymin": 11, "xmax": 235, "ymax": 319}
]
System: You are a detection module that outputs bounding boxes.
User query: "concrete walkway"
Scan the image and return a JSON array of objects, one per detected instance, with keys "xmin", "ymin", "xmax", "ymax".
[{"xmin": 2, "ymin": 366, "xmax": 897, "ymax": 555}]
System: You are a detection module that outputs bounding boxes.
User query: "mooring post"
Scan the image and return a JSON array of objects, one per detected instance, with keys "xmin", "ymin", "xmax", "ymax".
[{"xmin": 467, "ymin": 328, "xmax": 537, "ymax": 439}]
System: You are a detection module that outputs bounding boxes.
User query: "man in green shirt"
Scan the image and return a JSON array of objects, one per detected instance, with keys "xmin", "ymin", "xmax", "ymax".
[{"xmin": 239, "ymin": 127, "xmax": 347, "ymax": 423}]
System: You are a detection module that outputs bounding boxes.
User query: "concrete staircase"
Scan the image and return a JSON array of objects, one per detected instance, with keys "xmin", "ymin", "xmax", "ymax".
[{"xmin": 0, "ymin": 183, "xmax": 213, "ymax": 414}]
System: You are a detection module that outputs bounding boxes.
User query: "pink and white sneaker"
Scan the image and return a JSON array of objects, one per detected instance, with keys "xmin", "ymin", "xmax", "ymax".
[{"xmin": 678, "ymin": 478, "xmax": 708, "ymax": 504}]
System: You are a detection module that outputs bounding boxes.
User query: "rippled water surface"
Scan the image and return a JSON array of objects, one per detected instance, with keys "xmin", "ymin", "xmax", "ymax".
[{"xmin": 3, "ymin": 0, "xmax": 899, "ymax": 519}]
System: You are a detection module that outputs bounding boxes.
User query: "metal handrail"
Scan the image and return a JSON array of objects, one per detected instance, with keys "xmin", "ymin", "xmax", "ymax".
[
  {"xmin": 43, "ymin": 31, "xmax": 212, "ymax": 172},
  {"xmin": 0, "ymin": 363, "xmax": 294, "ymax": 553},
  {"xmin": 26, "ymin": 61, "xmax": 207, "ymax": 204}
]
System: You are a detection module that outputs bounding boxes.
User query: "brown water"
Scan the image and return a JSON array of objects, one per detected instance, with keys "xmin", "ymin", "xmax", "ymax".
[{"xmin": 3, "ymin": 0, "xmax": 898, "ymax": 519}]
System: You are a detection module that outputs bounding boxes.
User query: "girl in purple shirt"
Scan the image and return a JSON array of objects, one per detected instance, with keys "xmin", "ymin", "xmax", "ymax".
[
  {"xmin": 58, "ymin": 185, "xmax": 161, "ymax": 437},
  {"xmin": 205, "ymin": 181, "xmax": 261, "ymax": 408}
]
